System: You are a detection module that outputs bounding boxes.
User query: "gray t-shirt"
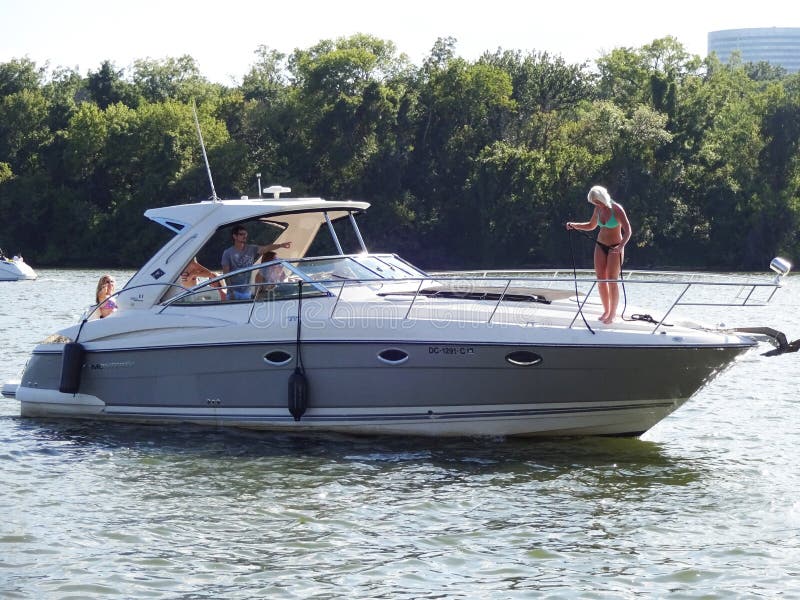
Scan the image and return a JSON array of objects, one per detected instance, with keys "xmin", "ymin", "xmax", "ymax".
[{"xmin": 221, "ymin": 244, "xmax": 260, "ymax": 287}]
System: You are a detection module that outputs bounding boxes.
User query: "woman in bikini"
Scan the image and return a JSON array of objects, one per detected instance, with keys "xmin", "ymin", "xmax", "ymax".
[
  {"xmin": 95, "ymin": 274, "xmax": 118, "ymax": 318},
  {"xmin": 565, "ymin": 185, "xmax": 632, "ymax": 324}
]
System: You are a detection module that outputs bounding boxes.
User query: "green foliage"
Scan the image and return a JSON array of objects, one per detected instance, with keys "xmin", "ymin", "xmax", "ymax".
[
  {"xmin": 0, "ymin": 57, "xmax": 45, "ymax": 96},
  {"xmin": 131, "ymin": 56, "xmax": 220, "ymax": 105},
  {"xmin": 0, "ymin": 35, "xmax": 798, "ymax": 270},
  {"xmin": 87, "ymin": 61, "xmax": 140, "ymax": 109},
  {"xmin": 241, "ymin": 46, "xmax": 288, "ymax": 103},
  {"xmin": 0, "ymin": 88, "xmax": 52, "ymax": 173}
]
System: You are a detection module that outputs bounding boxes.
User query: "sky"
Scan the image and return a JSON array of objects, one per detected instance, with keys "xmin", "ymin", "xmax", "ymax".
[{"xmin": 2, "ymin": 0, "xmax": 799, "ymax": 84}]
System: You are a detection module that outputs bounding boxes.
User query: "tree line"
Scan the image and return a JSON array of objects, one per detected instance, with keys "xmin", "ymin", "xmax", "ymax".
[{"xmin": 1, "ymin": 35, "xmax": 798, "ymax": 271}]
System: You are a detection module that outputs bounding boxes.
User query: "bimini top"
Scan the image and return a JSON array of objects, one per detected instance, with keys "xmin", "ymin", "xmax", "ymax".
[
  {"xmin": 117, "ymin": 194, "xmax": 371, "ymax": 311},
  {"xmin": 144, "ymin": 196, "xmax": 371, "ymax": 233}
]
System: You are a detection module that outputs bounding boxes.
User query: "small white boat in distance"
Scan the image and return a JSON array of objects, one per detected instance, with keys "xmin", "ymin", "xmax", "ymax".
[{"xmin": 0, "ymin": 250, "xmax": 37, "ymax": 281}]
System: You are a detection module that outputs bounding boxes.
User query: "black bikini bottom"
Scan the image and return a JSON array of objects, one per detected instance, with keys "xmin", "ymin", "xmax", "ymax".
[{"xmin": 596, "ymin": 241, "xmax": 611, "ymax": 255}]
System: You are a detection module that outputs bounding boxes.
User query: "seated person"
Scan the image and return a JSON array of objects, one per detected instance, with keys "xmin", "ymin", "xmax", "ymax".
[
  {"xmin": 256, "ymin": 251, "xmax": 285, "ymax": 283},
  {"xmin": 254, "ymin": 251, "xmax": 286, "ymax": 296},
  {"xmin": 95, "ymin": 274, "xmax": 118, "ymax": 318},
  {"xmin": 179, "ymin": 257, "xmax": 226, "ymax": 301},
  {"xmin": 221, "ymin": 225, "xmax": 291, "ymax": 300}
]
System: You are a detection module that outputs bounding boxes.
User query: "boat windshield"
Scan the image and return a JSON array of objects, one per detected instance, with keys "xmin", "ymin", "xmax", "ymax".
[
  {"xmin": 287, "ymin": 255, "xmax": 425, "ymax": 282},
  {"xmin": 164, "ymin": 254, "xmax": 426, "ymax": 306}
]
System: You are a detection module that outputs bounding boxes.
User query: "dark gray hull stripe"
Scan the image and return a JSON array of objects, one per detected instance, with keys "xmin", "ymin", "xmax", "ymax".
[
  {"xmin": 108, "ymin": 402, "xmax": 675, "ymax": 423},
  {"xmin": 34, "ymin": 339, "xmax": 753, "ymax": 354}
]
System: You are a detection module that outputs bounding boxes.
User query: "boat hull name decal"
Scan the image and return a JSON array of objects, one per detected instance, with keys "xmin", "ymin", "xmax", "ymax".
[
  {"xmin": 428, "ymin": 346, "xmax": 475, "ymax": 356},
  {"xmin": 90, "ymin": 361, "xmax": 135, "ymax": 370}
]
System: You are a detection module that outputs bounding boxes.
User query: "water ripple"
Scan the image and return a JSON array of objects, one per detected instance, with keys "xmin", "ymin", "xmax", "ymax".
[{"xmin": 2, "ymin": 271, "xmax": 800, "ymax": 597}]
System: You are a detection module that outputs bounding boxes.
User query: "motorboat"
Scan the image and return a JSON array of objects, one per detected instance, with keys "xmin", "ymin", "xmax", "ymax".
[
  {"xmin": 0, "ymin": 249, "xmax": 37, "ymax": 281},
  {"xmin": 1, "ymin": 189, "xmax": 794, "ymax": 437}
]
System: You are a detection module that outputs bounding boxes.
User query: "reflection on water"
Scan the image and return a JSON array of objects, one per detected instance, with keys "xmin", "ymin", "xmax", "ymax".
[
  {"xmin": 3, "ymin": 414, "xmax": 709, "ymax": 597},
  {"xmin": 12, "ymin": 416, "xmax": 691, "ymax": 479},
  {"xmin": 2, "ymin": 270, "xmax": 800, "ymax": 598}
]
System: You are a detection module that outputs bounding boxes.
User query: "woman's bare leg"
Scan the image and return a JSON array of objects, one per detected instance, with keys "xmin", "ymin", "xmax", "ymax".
[
  {"xmin": 603, "ymin": 249, "xmax": 624, "ymax": 323},
  {"xmin": 594, "ymin": 246, "xmax": 610, "ymax": 320}
]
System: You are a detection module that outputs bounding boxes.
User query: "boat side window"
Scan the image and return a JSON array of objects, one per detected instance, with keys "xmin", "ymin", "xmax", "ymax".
[
  {"xmin": 354, "ymin": 255, "xmax": 426, "ymax": 279},
  {"xmin": 167, "ymin": 271, "xmax": 328, "ymax": 306},
  {"xmin": 168, "ymin": 280, "xmax": 227, "ymax": 305},
  {"xmin": 253, "ymin": 281, "xmax": 328, "ymax": 302},
  {"xmin": 287, "ymin": 257, "xmax": 380, "ymax": 282}
]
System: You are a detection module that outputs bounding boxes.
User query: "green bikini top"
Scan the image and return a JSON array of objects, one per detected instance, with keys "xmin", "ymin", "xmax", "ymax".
[{"xmin": 597, "ymin": 203, "xmax": 619, "ymax": 229}]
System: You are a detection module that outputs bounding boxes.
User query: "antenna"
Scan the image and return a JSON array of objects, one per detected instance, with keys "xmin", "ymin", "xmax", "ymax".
[
  {"xmin": 192, "ymin": 99, "xmax": 219, "ymax": 203},
  {"xmin": 264, "ymin": 185, "xmax": 291, "ymax": 199}
]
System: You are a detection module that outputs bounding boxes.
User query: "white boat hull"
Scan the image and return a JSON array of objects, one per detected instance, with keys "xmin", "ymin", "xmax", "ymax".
[{"xmin": 0, "ymin": 257, "xmax": 37, "ymax": 281}]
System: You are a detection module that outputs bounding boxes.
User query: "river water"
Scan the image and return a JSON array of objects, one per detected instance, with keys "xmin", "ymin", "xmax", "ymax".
[{"xmin": 1, "ymin": 268, "xmax": 799, "ymax": 598}]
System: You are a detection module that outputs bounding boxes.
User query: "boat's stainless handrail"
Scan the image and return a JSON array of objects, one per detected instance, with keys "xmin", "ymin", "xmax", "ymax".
[
  {"xmin": 152, "ymin": 258, "xmax": 786, "ymax": 333},
  {"xmin": 158, "ymin": 258, "xmax": 332, "ymax": 313},
  {"xmin": 403, "ymin": 279, "xmax": 425, "ymax": 320},
  {"xmin": 653, "ymin": 283, "xmax": 691, "ymax": 333},
  {"xmin": 568, "ymin": 280, "xmax": 599, "ymax": 329},
  {"xmin": 344, "ymin": 275, "xmax": 782, "ymax": 331},
  {"xmin": 329, "ymin": 280, "xmax": 348, "ymax": 319},
  {"xmin": 438, "ymin": 268, "xmax": 722, "ymax": 279},
  {"xmin": 487, "ymin": 279, "xmax": 512, "ymax": 324},
  {"xmin": 83, "ymin": 282, "xmax": 190, "ymax": 319},
  {"xmin": 765, "ymin": 285, "xmax": 782, "ymax": 304}
]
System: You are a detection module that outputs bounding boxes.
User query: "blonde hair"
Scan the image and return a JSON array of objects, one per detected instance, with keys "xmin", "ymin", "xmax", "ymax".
[
  {"xmin": 587, "ymin": 185, "xmax": 612, "ymax": 208},
  {"xmin": 96, "ymin": 274, "xmax": 115, "ymax": 303}
]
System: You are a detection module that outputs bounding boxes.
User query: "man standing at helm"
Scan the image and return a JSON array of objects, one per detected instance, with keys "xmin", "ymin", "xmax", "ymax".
[{"xmin": 221, "ymin": 224, "xmax": 291, "ymax": 300}]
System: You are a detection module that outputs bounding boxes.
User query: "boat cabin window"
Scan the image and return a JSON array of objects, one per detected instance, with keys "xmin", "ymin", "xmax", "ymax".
[
  {"xmin": 286, "ymin": 256, "xmax": 424, "ymax": 281},
  {"xmin": 168, "ymin": 278, "xmax": 327, "ymax": 305},
  {"xmin": 354, "ymin": 255, "xmax": 424, "ymax": 278},
  {"xmin": 287, "ymin": 257, "xmax": 381, "ymax": 282},
  {"xmin": 164, "ymin": 254, "xmax": 425, "ymax": 307}
]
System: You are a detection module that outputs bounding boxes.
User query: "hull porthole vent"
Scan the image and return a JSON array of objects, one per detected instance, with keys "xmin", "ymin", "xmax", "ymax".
[
  {"xmin": 505, "ymin": 350, "xmax": 543, "ymax": 367},
  {"xmin": 264, "ymin": 351, "xmax": 292, "ymax": 366},
  {"xmin": 378, "ymin": 348, "xmax": 409, "ymax": 365}
]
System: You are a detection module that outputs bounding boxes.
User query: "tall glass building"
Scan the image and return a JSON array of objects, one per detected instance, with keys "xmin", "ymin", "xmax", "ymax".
[{"xmin": 708, "ymin": 27, "xmax": 800, "ymax": 73}]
